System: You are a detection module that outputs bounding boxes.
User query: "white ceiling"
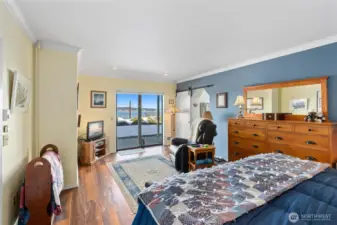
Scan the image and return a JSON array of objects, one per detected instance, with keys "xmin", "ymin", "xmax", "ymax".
[{"xmin": 13, "ymin": 0, "xmax": 337, "ymax": 82}]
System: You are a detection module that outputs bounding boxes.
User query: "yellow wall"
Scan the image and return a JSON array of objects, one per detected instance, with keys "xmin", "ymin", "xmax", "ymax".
[
  {"xmin": 0, "ymin": 2, "xmax": 34, "ymax": 224},
  {"xmin": 36, "ymin": 47, "xmax": 78, "ymax": 188},
  {"xmin": 78, "ymin": 75, "xmax": 176, "ymax": 152}
]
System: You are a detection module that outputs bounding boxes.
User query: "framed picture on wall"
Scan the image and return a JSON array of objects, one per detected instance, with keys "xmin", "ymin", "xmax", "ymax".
[
  {"xmin": 216, "ymin": 92, "xmax": 228, "ymax": 108},
  {"xmin": 91, "ymin": 91, "xmax": 107, "ymax": 108}
]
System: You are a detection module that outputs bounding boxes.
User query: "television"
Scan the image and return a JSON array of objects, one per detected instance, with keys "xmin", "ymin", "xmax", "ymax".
[{"xmin": 87, "ymin": 120, "xmax": 104, "ymax": 141}]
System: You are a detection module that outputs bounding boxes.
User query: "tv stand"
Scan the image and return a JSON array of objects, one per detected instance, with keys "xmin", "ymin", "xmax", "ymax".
[{"xmin": 79, "ymin": 136, "xmax": 109, "ymax": 166}]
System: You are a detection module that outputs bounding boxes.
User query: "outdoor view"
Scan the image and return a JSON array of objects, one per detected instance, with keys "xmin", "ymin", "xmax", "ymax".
[{"xmin": 117, "ymin": 93, "xmax": 163, "ymax": 150}]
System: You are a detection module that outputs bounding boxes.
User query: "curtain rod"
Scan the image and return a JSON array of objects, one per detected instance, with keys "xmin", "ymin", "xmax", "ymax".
[{"xmin": 176, "ymin": 84, "xmax": 214, "ymax": 93}]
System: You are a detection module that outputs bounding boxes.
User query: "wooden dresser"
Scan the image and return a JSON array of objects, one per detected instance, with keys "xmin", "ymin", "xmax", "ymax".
[{"xmin": 228, "ymin": 118, "xmax": 337, "ymax": 167}]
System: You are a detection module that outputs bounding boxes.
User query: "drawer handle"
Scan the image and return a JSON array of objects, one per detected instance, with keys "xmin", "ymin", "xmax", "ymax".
[
  {"xmin": 305, "ymin": 140, "xmax": 316, "ymax": 145},
  {"xmin": 308, "ymin": 128, "xmax": 312, "ymax": 132},
  {"xmin": 252, "ymin": 145, "xmax": 259, "ymax": 149},
  {"xmin": 253, "ymin": 124, "xmax": 257, "ymax": 127},
  {"xmin": 234, "ymin": 141, "xmax": 239, "ymax": 145},
  {"xmin": 234, "ymin": 151, "xmax": 240, "ymax": 156},
  {"xmin": 234, "ymin": 122, "xmax": 238, "ymax": 125},
  {"xmin": 277, "ymin": 126, "xmax": 281, "ymax": 129},
  {"xmin": 252, "ymin": 133, "xmax": 259, "ymax": 137},
  {"xmin": 233, "ymin": 131, "xmax": 239, "ymax": 134},
  {"xmin": 275, "ymin": 136, "xmax": 283, "ymax": 140},
  {"xmin": 305, "ymin": 156, "xmax": 317, "ymax": 161},
  {"xmin": 275, "ymin": 150, "xmax": 283, "ymax": 154}
]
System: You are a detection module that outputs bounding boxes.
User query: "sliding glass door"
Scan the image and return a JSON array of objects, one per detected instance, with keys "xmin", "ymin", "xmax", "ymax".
[{"xmin": 116, "ymin": 93, "xmax": 163, "ymax": 150}]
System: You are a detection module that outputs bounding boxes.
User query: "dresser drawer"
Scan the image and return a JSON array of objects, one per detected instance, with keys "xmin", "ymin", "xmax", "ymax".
[
  {"xmin": 292, "ymin": 134, "xmax": 329, "ymax": 151},
  {"xmin": 228, "ymin": 128, "xmax": 244, "ymax": 138},
  {"xmin": 228, "ymin": 147, "xmax": 255, "ymax": 161},
  {"xmin": 229, "ymin": 120, "xmax": 245, "ymax": 127},
  {"xmin": 243, "ymin": 140, "xmax": 266, "ymax": 153},
  {"xmin": 289, "ymin": 147, "xmax": 330, "ymax": 163},
  {"xmin": 245, "ymin": 121, "xmax": 266, "ymax": 129},
  {"xmin": 268, "ymin": 123, "xmax": 293, "ymax": 132},
  {"xmin": 229, "ymin": 137, "xmax": 246, "ymax": 149},
  {"xmin": 267, "ymin": 143, "xmax": 292, "ymax": 154},
  {"xmin": 294, "ymin": 124, "xmax": 329, "ymax": 136},
  {"xmin": 229, "ymin": 128, "xmax": 266, "ymax": 142},
  {"xmin": 268, "ymin": 131, "xmax": 295, "ymax": 144},
  {"xmin": 229, "ymin": 137, "xmax": 266, "ymax": 153}
]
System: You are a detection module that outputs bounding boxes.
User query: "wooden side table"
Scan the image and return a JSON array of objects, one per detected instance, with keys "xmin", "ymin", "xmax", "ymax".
[{"xmin": 188, "ymin": 145, "xmax": 215, "ymax": 171}]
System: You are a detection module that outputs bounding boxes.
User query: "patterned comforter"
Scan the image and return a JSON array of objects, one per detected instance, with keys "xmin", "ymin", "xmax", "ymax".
[{"xmin": 138, "ymin": 153, "xmax": 329, "ymax": 225}]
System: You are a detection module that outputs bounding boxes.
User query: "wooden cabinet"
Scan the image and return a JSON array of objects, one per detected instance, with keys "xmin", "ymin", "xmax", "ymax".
[
  {"xmin": 79, "ymin": 137, "xmax": 109, "ymax": 166},
  {"xmin": 228, "ymin": 118, "xmax": 337, "ymax": 167}
]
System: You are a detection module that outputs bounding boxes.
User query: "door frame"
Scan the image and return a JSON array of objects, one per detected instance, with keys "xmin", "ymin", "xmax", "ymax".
[
  {"xmin": 116, "ymin": 92, "xmax": 164, "ymax": 151},
  {"xmin": 0, "ymin": 35, "xmax": 4, "ymax": 224}
]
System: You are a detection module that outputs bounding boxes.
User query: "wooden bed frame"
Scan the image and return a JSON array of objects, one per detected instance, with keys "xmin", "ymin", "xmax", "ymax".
[{"xmin": 25, "ymin": 144, "xmax": 59, "ymax": 225}]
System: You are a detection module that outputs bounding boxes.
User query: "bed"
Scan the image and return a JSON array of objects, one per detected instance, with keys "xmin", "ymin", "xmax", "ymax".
[{"xmin": 132, "ymin": 154, "xmax": 337, "ymax": 225}]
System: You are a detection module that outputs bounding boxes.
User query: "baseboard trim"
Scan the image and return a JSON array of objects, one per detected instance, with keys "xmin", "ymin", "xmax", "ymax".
[
  {"xmin": 13, "ymin": 217, "xmax": 18, "ymax": 225},
  {"xmin": 63, "ymin": 184, "xmax": 78, "ymax": 191}
]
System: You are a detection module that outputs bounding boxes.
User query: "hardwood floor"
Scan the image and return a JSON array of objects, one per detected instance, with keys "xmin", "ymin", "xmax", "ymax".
[{"xmin": 54, "ymin": 146, "xmax": 170, "ymax": 225}]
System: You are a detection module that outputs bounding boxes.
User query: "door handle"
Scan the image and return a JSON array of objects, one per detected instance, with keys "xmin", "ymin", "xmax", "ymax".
[
  {"xmin": 252, "ymin": 133, "xmax": 259, "ymax": 137},
  {"xmin": 275, "ymin": 150, "xmax": 283, "ymax": 154},
  {"xmin": 252, "ymin": 145, "xmax": 259, "ymax": 149},
  {"xmin": 305, "ymin": 141, "xmax": 316, "ymax": 145},
  {"xmin": 275, "ymin": 136, "xmax": 283, "ymax": 140},
  {"xmin": 305, "ymin": 156, "xmax": 317, "ymax": 161}
]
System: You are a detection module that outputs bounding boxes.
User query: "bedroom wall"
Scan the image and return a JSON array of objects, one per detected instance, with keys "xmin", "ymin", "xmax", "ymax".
[
  {"xmin": 0, "ymin": 2, "xmax": 34, "ymax": 225},
  {"xmin": 36, "ymin": 46, "xmax": 79, "ymax": 189},
  {"xmin": 177, "ymin": 42, "xmax": 337, "ymax": 160},
  {"xmin": 78, "ymin": 75, "xmax": 176, "ymax": 152}
]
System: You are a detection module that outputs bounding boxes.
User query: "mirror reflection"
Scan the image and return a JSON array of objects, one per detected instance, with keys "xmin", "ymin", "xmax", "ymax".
[{"xmin": 246, "ymin": 84, "xmax": 321, "ymax": 115}]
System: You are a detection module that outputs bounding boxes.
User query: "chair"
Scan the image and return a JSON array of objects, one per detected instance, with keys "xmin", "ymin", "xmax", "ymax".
[{"xmin": 169, "ymin": 119, "xmax": 217, "ymax": 173}]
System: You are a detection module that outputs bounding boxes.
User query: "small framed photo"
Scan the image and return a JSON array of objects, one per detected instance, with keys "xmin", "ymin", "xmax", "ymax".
[
  {"xmin": 91, "ymin": 91, "xmax": 107, "ymax": 108},
  {"xmin": 216, "ymin": 92, "xmax": 228, "ymax": 108},
  {"xmin": 169, "ymin": 99, "xmax": 175, "ymax": 105}
]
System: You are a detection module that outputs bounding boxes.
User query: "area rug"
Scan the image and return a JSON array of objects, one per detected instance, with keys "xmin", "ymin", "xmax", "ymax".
[
  {"xmin": 118, "ymin": 148, "xmax": 145, "ymax": 156},
  {"xmin": 107, "ymin": 155, "xmax": 176, "ymax": 213}
]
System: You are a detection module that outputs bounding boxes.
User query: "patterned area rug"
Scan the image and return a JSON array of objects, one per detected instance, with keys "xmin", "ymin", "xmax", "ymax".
[
  {"xmin": 118, "ymin": 148, "xmax": 145, "ymax": 156},
  {"xmin": 107, "ymin": 155, "xmax": 176, "ymax": 213}
]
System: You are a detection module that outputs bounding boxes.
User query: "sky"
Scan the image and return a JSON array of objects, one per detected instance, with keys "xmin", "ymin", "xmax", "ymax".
[{"xmin": 117, "ymin": 93, "xmax": 162, "ymax": 109}]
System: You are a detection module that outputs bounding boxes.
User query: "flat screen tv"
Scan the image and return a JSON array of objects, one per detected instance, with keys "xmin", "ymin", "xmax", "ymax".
[{"xmin": 87, "ymin": 120, "xmax": 104, "ymax": 141}]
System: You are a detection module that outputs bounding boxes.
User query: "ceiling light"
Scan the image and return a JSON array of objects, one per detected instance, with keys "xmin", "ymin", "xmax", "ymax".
[
  {"xmin": 164, "ymin": 72, "xmax": 168, "ymax": 76},
  {"xmin": 112, "ymin": 67, "xmax": 118, "ymax": 70}
]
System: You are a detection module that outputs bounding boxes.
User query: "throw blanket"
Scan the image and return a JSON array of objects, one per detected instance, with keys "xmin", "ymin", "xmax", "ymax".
[
  {"xmin": 139, "ymin": 154, "xmax": 329, "ymax": 225},
  {"xmin": 42, "ymin": 151, "xmax": 64, "ymax": 215}
]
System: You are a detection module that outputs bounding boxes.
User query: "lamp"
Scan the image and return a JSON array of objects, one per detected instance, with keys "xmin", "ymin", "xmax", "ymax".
[
  {"xmin": 167, "ymin": 106, "xmax": 179, "ymax": 114},
  {"xmin": 167, "ymin": 105, "xmax": 179, "ymax": 138},
  {"xmin": 249, "ymin": 97, "xmax": 262, "ymax": 113},
  {"xmin": 234, "ymin": 96, "xmax": 245, "ymax": 118}
]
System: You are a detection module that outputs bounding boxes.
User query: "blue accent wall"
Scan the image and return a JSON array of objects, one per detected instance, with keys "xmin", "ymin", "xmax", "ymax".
[{"xmin": 177, "ymin": 43, "xmax": 337, "ymax": 159}]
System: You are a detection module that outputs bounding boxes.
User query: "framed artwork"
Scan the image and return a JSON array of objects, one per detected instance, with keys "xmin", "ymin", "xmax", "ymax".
[
  {"xmin": 169, "ymin": 99, "xmax": 175, "ymax": 105},
  {"xmin": 91, "ymin": 91, "xmax": 107, "ymax": 108},
  {"xmin": 11, "ymin": 71, "xmax": 31, "ymax": 113},
  {"xmin": 247, "ymin": 97, "xmax": 264, "ymax": 110},
  {"xmin": 290, "ymin": 98, "xmax": 307, "ymax": 111},
  {"xmin": 216, "ymin": 92, "xmax": 228, "ymax": 108}
]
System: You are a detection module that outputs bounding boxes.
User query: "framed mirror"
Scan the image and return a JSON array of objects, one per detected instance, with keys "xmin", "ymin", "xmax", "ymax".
[{"xmin": 243, "ymin": 76, "xmax": 328, "ymax": 120}]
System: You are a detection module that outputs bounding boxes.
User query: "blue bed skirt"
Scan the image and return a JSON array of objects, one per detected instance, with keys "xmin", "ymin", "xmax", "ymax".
[{"xmin": 133, "ymin": 168, "xmax": 337, "ymax": 225}]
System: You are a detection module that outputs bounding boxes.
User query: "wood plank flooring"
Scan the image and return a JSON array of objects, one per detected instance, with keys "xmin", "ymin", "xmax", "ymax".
[{"xmin": 54, "ymin": 146, "xmax": 170, "ymax": 225}]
